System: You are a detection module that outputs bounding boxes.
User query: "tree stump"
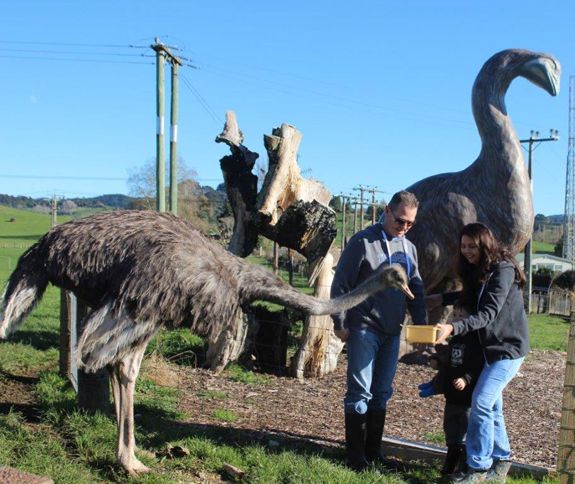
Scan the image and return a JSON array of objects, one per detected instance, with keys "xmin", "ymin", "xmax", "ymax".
[
  {"xmin": 215, "ymin": 111, "xmax": 260, "ymax": 257},
  {"xmin": 291, "ymin": 253, "xmax": 344, "ymax": 378},
  {"xmin": 212, "ymin": 117, "xmax": 341, "ymax": 376}
]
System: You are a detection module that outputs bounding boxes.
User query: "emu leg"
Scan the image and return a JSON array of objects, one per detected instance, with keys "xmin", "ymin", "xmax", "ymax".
[
  {"xmin": 115, "ymin": 344, "xmax": 150, "ymax": 475},
  {"xmin": 108, "ymin": 365, "xmax": 121, "ymax": 426}
]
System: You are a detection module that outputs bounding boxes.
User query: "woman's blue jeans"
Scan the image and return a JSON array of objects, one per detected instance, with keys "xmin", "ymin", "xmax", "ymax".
[
  {"xmin": 467, "ymin": 357, "xmax": 524, "ymax": 470},
  {"xmin": 344, "ymin": 328, "xmax": 400, "ymax": 415}
]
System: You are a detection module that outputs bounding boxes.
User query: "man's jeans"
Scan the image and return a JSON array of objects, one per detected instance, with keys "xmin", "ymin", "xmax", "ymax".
[
  {"xmin": 344, "ymin": 328, "xmax": 400, "ymax": 414},
  {"xmin": 467, "ymin": 357, "xmax": 524, "ymax": 470}
]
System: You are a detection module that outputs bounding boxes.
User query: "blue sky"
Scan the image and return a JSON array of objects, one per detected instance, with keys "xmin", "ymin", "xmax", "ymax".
[{"xmin": 0, "ymin": 1, "xmax": 573, "ymax": 215}]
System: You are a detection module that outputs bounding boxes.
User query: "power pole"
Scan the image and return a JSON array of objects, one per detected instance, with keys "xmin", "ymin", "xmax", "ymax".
[
  {"xmin": 50, "ymin": 195, "xmax": 57, "ymax": 227},
  {"xmin": 564, "ymin": 77, "xmax": 575, "ymax": 266},
  {"xmin": 168, "ymin": 53, "xmax": 181, "ymax": 215},
  {"xmin": 352, "ymin": 196, "xmax": 359, "ymax": 234},
  {"xmin": 520, "ymin": 129, "xmax": 559, "ymax": 312},
  {"xmin": 151, "ymin": 38, "xmax": 183, "ymax": 214},
  {"xmin": 366, "ymin": 186, "xmax": 385, "ymax": 224},
  {"xmin": 354, "ymin": 186, "xmax": 366, "ymax": 230},
  {"xmin": 152, "ymin": 38, "xmax": 166, "ymax": 212},
  {"xmin": 370, "ymin": 188, "xmax": 376, "ymax": 224},
  {"xmin": 340, "ymin": 194, "xmax": 347, "ymax": 250}
]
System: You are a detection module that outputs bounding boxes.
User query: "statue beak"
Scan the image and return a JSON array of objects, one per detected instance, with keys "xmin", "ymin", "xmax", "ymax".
[{"xmin": 400, "ymin": 284, "xmax": 415, "ymax": 300}]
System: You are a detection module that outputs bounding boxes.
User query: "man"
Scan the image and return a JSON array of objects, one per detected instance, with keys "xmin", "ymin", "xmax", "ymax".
[{"xmin": 331, "ymin": 190, "xmax": 427, "ymax": 471}]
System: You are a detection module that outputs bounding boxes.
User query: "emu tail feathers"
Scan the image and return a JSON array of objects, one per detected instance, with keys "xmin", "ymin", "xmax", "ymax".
[{"xmin": 0, "ymin": 266, "xmax": 49, "ymax": 339}]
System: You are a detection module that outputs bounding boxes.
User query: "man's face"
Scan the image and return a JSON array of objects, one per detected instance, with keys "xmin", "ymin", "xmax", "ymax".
[{"xmin": 382, "ymin": 203, "xmax": 417, "ymax": 238}]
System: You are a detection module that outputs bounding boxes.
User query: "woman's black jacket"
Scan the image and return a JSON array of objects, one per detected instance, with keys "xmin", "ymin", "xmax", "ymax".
[{"xmin": 446, "ymin": 261, "xmax": 529, "ymax": 364}]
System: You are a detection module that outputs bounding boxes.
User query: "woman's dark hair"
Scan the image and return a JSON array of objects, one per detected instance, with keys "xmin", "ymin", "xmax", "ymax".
[{"xmin": 457, "ymin": 223, "xmax": 526, "ymax": 306}]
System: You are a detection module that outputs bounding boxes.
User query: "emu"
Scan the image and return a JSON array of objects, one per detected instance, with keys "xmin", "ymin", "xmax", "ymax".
[{"xmin": 0, "ymin": 210, "xmax": 413, "ymax": 475}]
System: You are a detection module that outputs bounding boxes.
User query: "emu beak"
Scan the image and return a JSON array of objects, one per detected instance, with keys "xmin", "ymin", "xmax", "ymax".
[{"xmin": 400, "ymin": 284, "xmax": 415, "ymax": 300}]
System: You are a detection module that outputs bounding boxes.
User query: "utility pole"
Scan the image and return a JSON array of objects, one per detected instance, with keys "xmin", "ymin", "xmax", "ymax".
[
  {"xmin": 50, "ymin": 195, "xmax": 57, "ymax": 227},
  {"xmin": 370, "ymin": 188, "xmax": 376, "ymax": 224},
  {"xmin": 354, "ymin": 186, "xmax": 366, "ymax": 230},
  {"xmin": 340, "ymin": 194, "xmax": 347, "ymax": 250},
  {"xmin": 520, "ymin": 129, "xmax": 559, "ymax": 312},
  {"xmin": 152, "ymin": 38, "xmax": 166, "ymax": 212},
  {"xmin": 564, "ymin": 77, "xmax": 575, "ymax": 265},
  {"xmin": 151, "ymin": 38, "xmax": 183, "ymax": 214},
  {"xmin": 352, "ymin": 196, "xmax": 359, "ymax": 234},
  {"xmin": 169, "ymin": 54, "xmax": 181, "ymax": 215},
  {"xmin": 365, "ymin": 186, "xmax": 385, "ymax": 224}
]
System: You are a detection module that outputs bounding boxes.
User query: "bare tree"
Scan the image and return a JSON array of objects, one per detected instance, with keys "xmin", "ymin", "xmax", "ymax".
[{"xmin": 127, "ymin": 158, "xmax": 209, "ymax": 233}]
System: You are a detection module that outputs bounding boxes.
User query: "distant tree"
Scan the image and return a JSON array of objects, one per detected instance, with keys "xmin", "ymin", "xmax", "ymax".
[
  {"xmin": 555, "ymin": 238, "xmax": 564, "ymax": 257},
  {"xmin": 532, "ymin": 267, "xmax": 554, "ymax": 288},
  {"xmin": 127, "ymin": 158, "xmax": 211, "ymax": 233},
  {"xmin": 60, "ymin": 199, "xmax": 78, "ymax": 215},
  {"xmin": 552, "ymin": 270, "xmax": 575, "ymax": 291},
  {"xmin": 534, "ymin": 213, "xmax": 549, "ymax": 232},
  {"xmin": 329, "ymin": 196, "xmax": 341, "ymax": 211}
]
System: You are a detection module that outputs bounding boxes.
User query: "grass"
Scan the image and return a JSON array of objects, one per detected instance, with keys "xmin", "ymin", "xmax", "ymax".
[
  {"xmin": 422, "ymin": 430, "xmax": 446, "ymax": 446},
  {"xmin": 0, "ymin": 205, "xmax": 564, "ymax": 482},
  {"xmin": 225, "ymin": 363, "xmax": 270, "ymax": 385},
  {"xmin": 197, "ymin": 389, "xmax": 228, "ymax": 400},
  {"xmin": 212, "ymin": 409, "xmax": 237, "ymax": 422},
  {"xmin": 528, "ymin": 313, "xmax": 569, "ymax": 351},
  {"xmin": 532, "ymin": 240, "xmax": 556, "ymax": 255}
]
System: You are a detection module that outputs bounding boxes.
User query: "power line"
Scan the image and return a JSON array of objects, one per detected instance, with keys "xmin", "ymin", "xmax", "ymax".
[
  {"xmin": 0, "ymin": 47, "xmax": 148, "ymax": 57},
  {"xmin": 180, "ymin": 73, "xmax": 222, "ymax": 126},
  {"xmin": 0, "ymin": 40, "xmax": 148, "ymax": 48},
  {"xmin": 0, "ymin": 174, "xmax": 127, "ymax": 181},
  {"xmin": 0, "ymin": 55, "xmax": 153, "ymax": 65}
]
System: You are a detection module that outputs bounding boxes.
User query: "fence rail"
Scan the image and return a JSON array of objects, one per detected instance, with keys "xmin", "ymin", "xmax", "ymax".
[
  {"xmin": 0, "ymin": 243, "xmax": 33, "ymax": 249},
  {"xmin": 548, "ymin": 290, "xmax": 572, "ymax": 317}
]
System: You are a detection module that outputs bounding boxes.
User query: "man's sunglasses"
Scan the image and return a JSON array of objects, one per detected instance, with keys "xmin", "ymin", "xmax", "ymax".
[{"xmin": 391, "ymin": 211, "xmax": 415, "ymax": 228}]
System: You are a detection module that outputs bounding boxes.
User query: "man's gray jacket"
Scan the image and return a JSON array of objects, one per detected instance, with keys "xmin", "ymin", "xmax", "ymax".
[{"xmin": 331, "ymin": 222, "xmax": 427, "ymax": 335}]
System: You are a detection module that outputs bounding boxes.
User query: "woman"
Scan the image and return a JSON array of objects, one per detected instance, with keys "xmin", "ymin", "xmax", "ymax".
[{"xmin": 434, "ymin": 223, "xmax": 528, "ymax": 483}]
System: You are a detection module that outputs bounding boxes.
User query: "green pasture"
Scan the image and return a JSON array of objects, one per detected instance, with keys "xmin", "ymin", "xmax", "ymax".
[
  {"xmin": 0, "ymin": 206, "xmax": 564, "ymax": 483},
  {"xmin": 532, "ymin": 240, "xmax": 556, "ymax": 255}
]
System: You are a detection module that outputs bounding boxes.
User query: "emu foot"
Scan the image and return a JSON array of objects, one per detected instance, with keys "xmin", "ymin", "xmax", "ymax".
[{"xmin": 118, "ymin": 454, "xmax": 151, "ymax": 475}]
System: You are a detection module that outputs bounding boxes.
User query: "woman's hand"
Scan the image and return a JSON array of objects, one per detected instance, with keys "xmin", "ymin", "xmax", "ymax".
[
  {"xmin": 425, "ymin": 294, "xmax": 443, "ymax": 311},
  {"xmin": 453, "ymin": 378, "xmax": 467, "ymax": 391},
  {"xmin": 435, "ymin": 323, "xmax": 453, "ymax": 344}
]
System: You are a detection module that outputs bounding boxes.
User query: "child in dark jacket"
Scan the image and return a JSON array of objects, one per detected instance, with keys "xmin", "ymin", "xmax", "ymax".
[{"xmin": 418, "ymin": 302, "xmax": 484, "ymax": 476}]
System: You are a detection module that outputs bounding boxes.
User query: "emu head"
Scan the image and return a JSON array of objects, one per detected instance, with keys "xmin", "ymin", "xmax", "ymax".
[{"xmin": 379, "ymin": 264, "xmax": 414, "ymax": 299}]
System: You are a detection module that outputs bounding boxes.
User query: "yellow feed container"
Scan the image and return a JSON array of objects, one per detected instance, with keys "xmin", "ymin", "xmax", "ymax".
[{"xmin": 405, "ymin": 325, "xmax": 438, "ymax": 344}]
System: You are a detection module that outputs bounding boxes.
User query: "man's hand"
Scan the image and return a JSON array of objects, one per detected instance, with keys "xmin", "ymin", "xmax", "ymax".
[
  {"xmin": 435, "ymin": 323, "xmax": 453, "ymax": 344},
  {"xmin": 334, "ymin": 328, "xmax": 349, "ymax": 342},
  {"xmin": 453, "ymin": 378, "xmax": 467, "ymax": 391}
]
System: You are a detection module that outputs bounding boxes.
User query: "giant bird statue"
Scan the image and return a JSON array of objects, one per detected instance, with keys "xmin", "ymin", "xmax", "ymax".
[
  {"xmin": 405, "ymin": 49, "xmax": 560, "ymax": 292},
  {"xmin": 0, "ymin": 210, "xmax": 413, "ymax": 475}
]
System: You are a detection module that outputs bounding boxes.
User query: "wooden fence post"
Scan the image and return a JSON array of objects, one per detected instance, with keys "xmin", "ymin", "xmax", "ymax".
[
  {"xmin": 557, "ymin": 309, "xmax": 575, "ymax": 482},
  {"xmin": 60, "ymin": 292, "xmax": 110, "ymax": 413}
]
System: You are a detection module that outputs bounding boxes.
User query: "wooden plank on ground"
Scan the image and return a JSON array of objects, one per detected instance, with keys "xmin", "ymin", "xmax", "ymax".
[{"xmin": 381, "ymin": 436, "xmax": 553, "ymax": 479}]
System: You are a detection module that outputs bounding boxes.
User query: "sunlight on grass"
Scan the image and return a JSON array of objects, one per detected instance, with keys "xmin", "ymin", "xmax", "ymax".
[
  {"xmin": 528, "ymin": 313, "xmax": 568, "ymax": 351},
  {"xmin": 422, "ymin": 429, "xmax": 445, "ymax": 445},
  {"xmin": 197, "ymin": 389, "xmax": 228, "ymax": 400},
  {"xmin": 225, "ymin": 363, "xmax": 270, "ymax": 385},
  {"xmin": 212, "ymin": 409, "xmax": 237, "ymax": 422}
]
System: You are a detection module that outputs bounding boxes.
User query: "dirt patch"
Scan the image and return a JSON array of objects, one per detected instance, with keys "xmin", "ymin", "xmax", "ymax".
[{"xmin": 174, "ymin": 349, "xmax": 564, "ymax": 469}]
